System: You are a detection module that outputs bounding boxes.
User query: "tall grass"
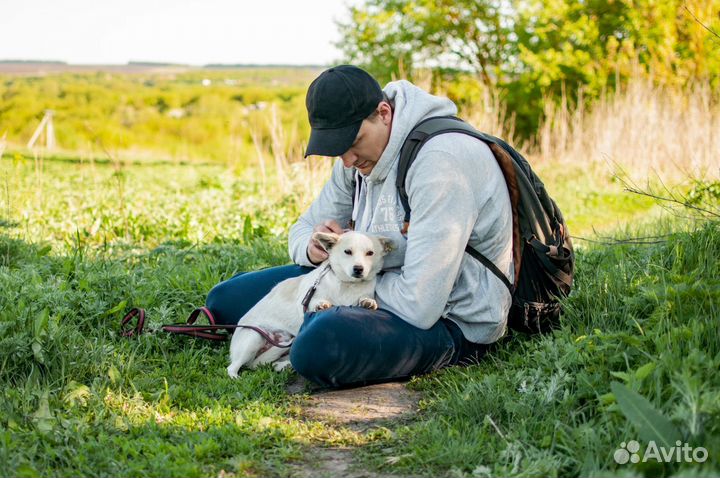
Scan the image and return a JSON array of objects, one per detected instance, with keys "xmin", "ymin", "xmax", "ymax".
[
  {"xmin": 409, "ymin": 72, "xmax": 719, "ymax": 189},
  {"xmin": 247, "ymin": 103, "xmax": 332, "ymax": 207},
  {"xmin": 535, "ymin": 78, "xmax": 720, "ymax": 181},
  {"xmin": 411, "ymin": 69, "xmax": 519, "ymax": 146}
]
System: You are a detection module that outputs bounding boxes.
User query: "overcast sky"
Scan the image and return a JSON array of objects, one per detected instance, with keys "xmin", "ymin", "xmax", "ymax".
[{"xmin": 0, "ymin": 0, "xmax": 354, "ymax": 65}]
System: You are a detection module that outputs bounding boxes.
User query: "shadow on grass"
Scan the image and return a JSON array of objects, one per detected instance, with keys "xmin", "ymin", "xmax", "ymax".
[{"xmin": 0, "ymin": 227, "xmax": 319, "ymax": 478}]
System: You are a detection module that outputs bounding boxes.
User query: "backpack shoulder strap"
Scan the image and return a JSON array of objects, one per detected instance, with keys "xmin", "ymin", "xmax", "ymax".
[
  {"xmin": 395, "ymin": 116, "xmax": 520, "ymax": 292},
  {"xmin": 396, "ymin": 116, "xmax": 477, "ymax": 226}
]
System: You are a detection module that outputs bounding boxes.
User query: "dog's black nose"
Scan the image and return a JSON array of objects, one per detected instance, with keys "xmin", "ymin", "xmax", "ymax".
[{"xmin": 352, "ymin": 265, "xmax": 364, "ymax": 277}]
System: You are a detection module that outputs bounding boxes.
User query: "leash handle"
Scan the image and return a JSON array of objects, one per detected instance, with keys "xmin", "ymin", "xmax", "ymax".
[
  {"xmin": 120, "ymin": 307, "xmax": 294, "ymax": 347},
  {"xmin": 185, "ymin": 306, "xmax": 217, "ymax": 326},
  {"xmin": 121, "ymin": 307, "xmax": 146, "ymax": 336},
  {"xmin": 161, "ymin": 306, "xmax": 226, "ymax": 341}
]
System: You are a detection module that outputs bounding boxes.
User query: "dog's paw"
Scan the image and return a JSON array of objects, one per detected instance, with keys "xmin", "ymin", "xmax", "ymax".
[
  {"xmin": 227, "ymin": 364, "xmax": 240, "ymax": 379},
  {"xmin": 358, "ymin": 297, "xmax": 378, "ymax": 310},
  {"xmin": 314, "ymin": 300, "xmax": 333, "ymax": 311},
  {"xmin": 273, "ymin": 360, "xmax": 292, "ymax": 372}
]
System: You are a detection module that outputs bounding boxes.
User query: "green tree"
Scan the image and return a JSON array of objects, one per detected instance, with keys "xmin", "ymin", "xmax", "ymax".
[
  {"xmin": 337, "ymin": 0, "xmax": 515, "ymax": 92},
  {"xmin": 337, "ymin": 0, "xmax": 720, "ymax": 137}
]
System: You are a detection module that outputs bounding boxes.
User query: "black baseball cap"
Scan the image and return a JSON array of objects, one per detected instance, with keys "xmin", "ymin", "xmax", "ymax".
[{"xmin": 304, "ymin": 65, "xmax": 384, "ymax": 157}]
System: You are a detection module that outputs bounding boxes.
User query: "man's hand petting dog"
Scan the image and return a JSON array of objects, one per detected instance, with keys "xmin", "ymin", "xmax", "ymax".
[{"xmin": 307, "ymin": 220, "xmax": 346, "ymax": 265}]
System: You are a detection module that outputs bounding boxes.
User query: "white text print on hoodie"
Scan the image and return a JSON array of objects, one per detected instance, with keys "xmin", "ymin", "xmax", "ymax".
[{"xmin": 289, "ymin": 80, "xmax": 513, "ymax": 344}]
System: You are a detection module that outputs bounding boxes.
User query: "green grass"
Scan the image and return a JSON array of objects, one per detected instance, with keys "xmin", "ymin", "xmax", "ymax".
[
  {"xmin": 358, "ymin": 220, "xmax": 719, "ymax": 477},
  {"xmin": 0, "ymin": 157, "xmax": 317, "ymax": 477},
  {"xmin": 533, "ymin": 162, "xmax": 662, "ymax": 237},
  {"xmin": 1, "ymin": 156, "xmax": 717, "ymax": 477}
]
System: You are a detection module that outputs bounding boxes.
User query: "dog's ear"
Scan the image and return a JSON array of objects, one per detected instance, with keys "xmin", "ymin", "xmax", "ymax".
[
  {"xmin": 376, "ymin": 236, "xmax": 395, "ymax": 255},
  {"xmin": 312, "ymin": 232, "xmax": 340, "ymax": 252}
]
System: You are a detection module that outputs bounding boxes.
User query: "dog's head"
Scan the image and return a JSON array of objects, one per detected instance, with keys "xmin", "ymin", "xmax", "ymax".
[{"xmin": 311, "ymin": 231, "xmax": 394, "ymax": 282}]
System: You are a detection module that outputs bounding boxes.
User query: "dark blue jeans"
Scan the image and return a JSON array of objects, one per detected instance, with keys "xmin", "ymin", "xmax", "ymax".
[{"xmin": 206, "ymin": 265, "xmax": 488, "ymax": 388}]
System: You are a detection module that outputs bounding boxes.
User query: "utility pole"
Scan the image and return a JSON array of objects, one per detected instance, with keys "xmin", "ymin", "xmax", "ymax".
[
  {"xmin": 0, "ymin": 131, "xmax": 7, "ymax": 159},
  {"xmin": 27, "ymin": 110, "xmax": 56, "ymax": 151}
]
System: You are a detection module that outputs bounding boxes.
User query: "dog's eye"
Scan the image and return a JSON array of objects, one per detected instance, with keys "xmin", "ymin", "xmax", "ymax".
[
  {"xmin": 344, "ymin": 249, "xmax": 352, "ymax": 255},
  {"xmin": 366, "ymin": 251, "xmax": 374, "ymax": 256}
]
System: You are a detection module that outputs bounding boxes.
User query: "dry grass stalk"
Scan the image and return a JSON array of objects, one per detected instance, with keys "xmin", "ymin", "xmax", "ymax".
[
  {"xmin": 248, "ymin": 105, "xmax": 332, "ymax": 209},
  {"xmin": 462, "ymin": 88, "xmax": 519, "ymax": 148},
  {"xmin": 268, "ymin": 104, "xmax": 290, "ymax": 194},
  {"xmin": 249, "ymin": 127, "xmax": 268, "ymax": 193},
  {"xmin": 535, "ymin": 77, "xmax": 719, "ymax": 181}
]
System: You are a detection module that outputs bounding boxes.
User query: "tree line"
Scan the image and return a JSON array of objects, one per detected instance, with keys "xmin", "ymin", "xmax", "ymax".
[{"xmin": 337, "ymin": 0, "xmax": 720, "ymax": 137}]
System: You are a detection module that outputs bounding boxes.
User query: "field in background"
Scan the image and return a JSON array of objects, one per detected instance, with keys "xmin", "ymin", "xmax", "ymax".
[
  {"xmin": 0, "ymin": 66, "xmax": 319, "ymax": 164},
  {"xmin": 4, "ymin": 68, "xmax": 718, "ymax": 241},
  {"xmin": 1, "ymin": 68, "xmax": 718, "ymax": 476}
]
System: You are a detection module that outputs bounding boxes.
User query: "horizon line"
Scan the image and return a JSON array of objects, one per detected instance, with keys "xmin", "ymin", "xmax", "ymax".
[{"xmin": 0, "ymin": 59, "xmax": 329, "ymax": 68}]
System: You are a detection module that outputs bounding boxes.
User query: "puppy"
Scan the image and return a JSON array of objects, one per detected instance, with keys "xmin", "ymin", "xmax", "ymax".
[{"xmin": 227, "ymin": 231, "xmax": 393, "ymax": 377}]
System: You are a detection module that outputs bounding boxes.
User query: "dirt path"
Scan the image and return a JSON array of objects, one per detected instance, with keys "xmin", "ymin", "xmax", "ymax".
[{"xmin": 287, "ymin": 380, "xmax": 422, "ymax": 477}]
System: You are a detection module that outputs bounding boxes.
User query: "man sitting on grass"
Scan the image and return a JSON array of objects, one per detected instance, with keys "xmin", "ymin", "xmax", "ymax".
[{"xmin": 206, "ymin": 65, "xmax": 513, "ymax": 387}]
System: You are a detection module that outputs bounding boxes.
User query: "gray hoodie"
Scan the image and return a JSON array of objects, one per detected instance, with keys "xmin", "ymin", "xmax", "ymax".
[{"xmin": 288, "ymin": 80, "xmax": 513, "ymax": 344}]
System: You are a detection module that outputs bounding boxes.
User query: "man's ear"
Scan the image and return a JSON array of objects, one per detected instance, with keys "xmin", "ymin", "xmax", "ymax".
[
  {"xmin": 312, "ymin": 232, "xmax": 339, "ymax": 253},
  {"xmin": 376, "ymin": 236, "xmax": 395, "ymax": 255},
  {"xmin": 379, "ymin": 101, "xmax": 393, "ymax": 125}
]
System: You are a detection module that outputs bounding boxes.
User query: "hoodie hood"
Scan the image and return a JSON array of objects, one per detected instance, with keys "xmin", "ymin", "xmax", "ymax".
[{"xmin": 367, "ymin": 80, "xmax": 457, "ymax": 183}]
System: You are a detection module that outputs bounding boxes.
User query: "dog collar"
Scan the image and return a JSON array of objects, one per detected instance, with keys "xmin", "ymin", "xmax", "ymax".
[{"xmin": 301, "ymin": 263, "xmax": 332, "ymax": 314}]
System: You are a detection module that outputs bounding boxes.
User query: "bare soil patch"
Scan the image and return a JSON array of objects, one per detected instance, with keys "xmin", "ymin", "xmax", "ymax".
[
  {"xmin": 302, "ymin": 382, "xmax": 421, "ymax": 431},
  {"xmin": 288, "ymin": 381, "xmax": 422, "ymax": 477}
]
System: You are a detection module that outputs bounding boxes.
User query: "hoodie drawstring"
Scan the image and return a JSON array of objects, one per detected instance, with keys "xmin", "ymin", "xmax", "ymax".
[{"xmin": 351, "ymin": 170, "xmax": 361, "ymax": 229}]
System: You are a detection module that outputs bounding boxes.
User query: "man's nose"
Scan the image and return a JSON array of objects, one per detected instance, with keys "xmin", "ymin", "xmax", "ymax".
[{"xmin": 341, "ymin": 151, "xmax": 357, "ymax": 167}]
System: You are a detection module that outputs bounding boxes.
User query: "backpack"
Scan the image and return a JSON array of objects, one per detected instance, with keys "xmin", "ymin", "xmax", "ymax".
[{"xmin": 396, "ymin": 116, "xmax": 574, "ymax": 334}]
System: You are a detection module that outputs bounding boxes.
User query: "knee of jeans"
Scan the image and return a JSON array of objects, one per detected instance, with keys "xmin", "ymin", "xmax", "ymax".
[
  {"xmin": 205, "ymin": 281, "xmax": 225, "ymax": 311},
  {"xmin": 289, "ymin": 311, "xmax": 344, "ymax": 384},
  {"xmin": 205, "ymin": 280, "xmax": 238, "ymax": 325}
]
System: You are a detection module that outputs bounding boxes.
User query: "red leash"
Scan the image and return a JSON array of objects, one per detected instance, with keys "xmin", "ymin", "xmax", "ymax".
[{"xmin": 120, "ymin": 307, "xmax": 293, "ymax": 348}]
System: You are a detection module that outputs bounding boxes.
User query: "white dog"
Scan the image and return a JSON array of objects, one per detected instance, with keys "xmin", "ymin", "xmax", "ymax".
[{"xmin": 227, "ymin": 231, "xmax": 393, "ymax": 377}]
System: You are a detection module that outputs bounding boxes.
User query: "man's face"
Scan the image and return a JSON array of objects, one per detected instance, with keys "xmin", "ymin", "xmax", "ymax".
[{"xmin": 340, "ymin": 102, "xmax": 392, "ymax": 175}]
